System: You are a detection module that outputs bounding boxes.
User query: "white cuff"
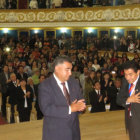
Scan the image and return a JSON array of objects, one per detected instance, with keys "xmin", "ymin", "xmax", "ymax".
[{"xmin": 69, "ymin": 106, "xmax": 71, "ymax": 114}]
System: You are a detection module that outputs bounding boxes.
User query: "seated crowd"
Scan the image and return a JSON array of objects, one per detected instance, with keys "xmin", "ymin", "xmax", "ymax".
[
  {"xmin": 0, "ymin": 0, "xmax": 140, "ymax": 9},
  {"xmin": 0, "ymin": 34, "xmax": 140, "ymax": 123}
]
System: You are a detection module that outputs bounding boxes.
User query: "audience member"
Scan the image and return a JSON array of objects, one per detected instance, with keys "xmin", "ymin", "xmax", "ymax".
[
  {"xmin": 107, "ymin": 78, "xmax": 124, "ymax": 111},
  {"xmin": 17, "ymin": 79, "xmax": 33, "ymax": 122},
  {"xmin": 29, "ymin": 0, "xmax": 38, "ymax": 9},
  {"xmin": 0, "ymin": 0, "xmax": 6, "ymax": 9},
  {"xmin": 34, "ymin": 74, "xmax": 45, "ymax": 120},
  {"xmin": 84, "ymin": 70, "xmax": 97, "ymax": 105},
  {"xmin": 89, "ymin": 81, "xmax": 107, "ymax": 113},
  {"xmin": 7, "ymin": 73, "xmax": 19, "ymax": 123},
  {"xmin": 0, "ymin": 65, "xmax": 10, "ymax": 117}
]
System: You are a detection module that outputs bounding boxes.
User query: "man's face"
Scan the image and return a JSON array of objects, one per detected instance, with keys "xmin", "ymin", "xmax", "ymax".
[
  {"xmin": 10, "ymin": 74, "xmax": 16, "ymax": 81},
  {"xmin": 84, "ymin": 67, "xmax": 88, "ymax": 74},
  {"xmin": 124, "ymin": 68, "xmax": 139, "ymax": 84},
  {"xmin": 19, "ymin": 67, "xmax": 24, "ymax": 73},
  {"xmin": 4, "ymin": 66, "xmax": 8, "ymax": 72},
  {"xmin": 40, "ymin": 76, "xmax": 45, "ymax": 83},
  {"xmin": 114, "ymin": 80, "xmax": 121, "ymax": 88},
  {"xmin": 94, "ymin": 82, "xmax": 101, "ymax": 90},
  {"xmin": 55, "ymin": 62, "xmax": 72, "ymax": 82}
]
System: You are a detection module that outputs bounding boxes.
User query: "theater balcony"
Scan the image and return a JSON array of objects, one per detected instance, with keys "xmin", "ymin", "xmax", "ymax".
[{"xmin": 0, "ymin": 4, "xmax": 140, "ymax": 28}]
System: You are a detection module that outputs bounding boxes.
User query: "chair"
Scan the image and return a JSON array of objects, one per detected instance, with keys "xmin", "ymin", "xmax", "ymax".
[
  {"xmin": 30, "ymin": 102, "xmax": 37, "ymax": 121},
  {"xmin": 14, "ymin": 105, "xmax": 20, "ymax": 123},
  {"xmin": 6, "ymin": 97, "xmax": 11, "ymax": 123}
]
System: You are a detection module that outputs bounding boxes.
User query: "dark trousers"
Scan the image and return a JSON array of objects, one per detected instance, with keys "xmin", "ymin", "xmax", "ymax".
[
  {"xmin": 10, "ymin": 105, "xmax": 15, "ymax": 123},
  {"xmin": 127, "ymin": 117, "xmax": 140, "ymax": 140},
  {"xmin": 2, "ymin": 94, "xmax": 7, "ymax": 117},
  {"xmin": 18, "ymin": 108, "xmax": 31, "ymax": 122}
]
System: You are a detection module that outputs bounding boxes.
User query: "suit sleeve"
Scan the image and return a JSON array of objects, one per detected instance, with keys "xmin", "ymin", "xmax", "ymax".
[
  {"xmin": 117, "ymin": 78, "xmax": 129, "ymax": 107},
  {"xmin": 38, "ymin": 82, "xmax": 70, "ymax": 119}
]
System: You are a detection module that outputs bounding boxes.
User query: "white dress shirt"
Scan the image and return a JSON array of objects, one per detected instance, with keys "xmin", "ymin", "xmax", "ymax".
[{"xmin": 53, "ymin": 74, "xmax": 71, "ymax": 114}]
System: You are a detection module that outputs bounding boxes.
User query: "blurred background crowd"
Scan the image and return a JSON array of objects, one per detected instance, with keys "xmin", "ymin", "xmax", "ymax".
[
  {"xmin": 0, "ymin": 32, "xmax": 140, "ymax": 123},
  {"xmin": 0, "ymin": 0, "xmax": 140, "ymax": 9}
]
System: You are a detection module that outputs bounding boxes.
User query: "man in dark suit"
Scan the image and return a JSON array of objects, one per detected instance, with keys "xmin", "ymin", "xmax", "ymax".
[
  {"xmin": 35, "ymin": 75, "xmax": 45, "ymax": 120},
  {"xmin": 38, "ymin": 55, "xmax": 86, "ymax": 140},
  {"xmin": 7, "ymin": 73, "xmax": 19, "ymax": 123},
  {"xmin": 0, "ymin": 65, "xmax": 10, "ymax": 117},
  {"xmin": 117, "ymin": 60, "xmax": 140, "ymax": 140},
  {"xmin": 107, "ymin": 78, "xmax": 124, "ymax": 111},
  {"xmin": 89, "ymin": 81, "xmax": 107, "ymax": 113},
  {"xmin": 16, "ymin": 65, "xmax": 28, "ymax": 81}
]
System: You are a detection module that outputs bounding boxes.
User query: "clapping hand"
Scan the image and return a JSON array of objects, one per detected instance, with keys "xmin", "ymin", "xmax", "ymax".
[
  {"xmin": 127, "ymin": 91, "xmax": 140, "ymax": 103},
  {"xmin": 71, "ymin": 99, "xmax": 86, "ymax": 112}
]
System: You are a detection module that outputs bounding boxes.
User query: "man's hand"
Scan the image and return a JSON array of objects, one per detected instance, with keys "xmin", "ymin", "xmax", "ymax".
[
  {"xmin": 99, "ymin": 95, "xmax": 103, "ymax": 102},
  {"xmin": 104, "ymin": 97, "xmax": 107, "ymax": 103},
  {"xmin": 26, "ymin": 91, "xmax": 31, "ymax": 98},
  {"xmin": 126, "ymin": 91, "xmax": 140, "ymax": 103},
  {"xmin": 70, "ymin": 99, "xmax": 86, "ymax": 112}
]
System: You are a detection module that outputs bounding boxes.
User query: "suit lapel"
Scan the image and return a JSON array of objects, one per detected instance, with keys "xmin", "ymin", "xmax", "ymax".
[
  {"xmin": 50, "ymin": 75, "xmax": 68, "ymax": 105},
  {"xmin": 67, "ymin": 79, "xmax": 76, "ymax": 103},
  {"xmin": 135, "ymin": 75, "xmax": 140, "ymax": 94}
]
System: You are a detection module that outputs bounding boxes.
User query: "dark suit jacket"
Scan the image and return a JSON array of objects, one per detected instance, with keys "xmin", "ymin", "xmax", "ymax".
[
  {"xmin": 7, "ymin": 81, "xmax": 18, "ymax": 105},
  {"xmin": 89, "ymin": 89, "xmax": 106, "ymax": 113},
  {"xmin": 16, "ymin": 72, "xmax": 28, "ymax": 81},
  {"xmin": 38, "ymin": 75, "xmax": 84, "ymax": 140},
  {"xmin": 117, "ymin": 77, "xmax": 140, "ymax": 139},
  {"xmin": 0, "ymin": 72, "xmax": 10, "ymax": 94},
  {"xmin": 107, "ymin": 86, "xmax": 124, "ymax": 111},
  {"xmin": 17, "ymin": 85, "xmax": 33, "ymax": 111}
]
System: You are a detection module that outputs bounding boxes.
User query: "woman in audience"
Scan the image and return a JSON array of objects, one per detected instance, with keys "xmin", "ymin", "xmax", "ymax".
[
  {"xmin": 110, "ymin": 51, "xmax": 118, "ymax": 64},
  {"xmin": 40, "ymin": 62, "xmax": 48, "ymax": 77},
  {"xmin": 101, "ymin": 72, "xmax": 112, "ymax": 91},
  {"xmin": 96, "ymin": 70, "xmax": 102, "ymax": 82},
  {"xmin": 92, "ymin": 58, "xmax": 100, "ymax": 72},
  {"xmin": 122, "ymin": 52, "xmax": 129, "ymax": 63},
  {"xmin": 72, "ymin": 65, "xmax": 81, "ymax": 79},
  {"xmin": 84, "ymin": 70, "xmax": 97, "ymax": 105},
  {"xmin": 17, "ymin": 78, "xmax": 33, "ymax": 122}
]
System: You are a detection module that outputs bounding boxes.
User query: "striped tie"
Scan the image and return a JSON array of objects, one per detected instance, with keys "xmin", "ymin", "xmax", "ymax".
[
  {"xmin": 128, "ymin": 83, "xmax": 134, "ymax": 118},
  {"xmin": 61, "ymin": 82, "xmax": 71, "ymax": 105}
]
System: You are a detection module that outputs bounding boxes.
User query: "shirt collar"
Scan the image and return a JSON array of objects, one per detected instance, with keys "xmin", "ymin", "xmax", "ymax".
[
  {"xmin": 53, "ymin": 73, "xmax": 63, "ymax": 85},
  {"xmin": 133, "ymin": 75, "xmax": 139, "ymax": 86}
]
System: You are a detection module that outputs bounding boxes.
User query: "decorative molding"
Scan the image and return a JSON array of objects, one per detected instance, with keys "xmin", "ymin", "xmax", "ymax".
[
  {"xmin": 0, "ymin": 5, "xmax": 140, "ymax": 27},
  {"xmin": 0, "ymin": 21, "xmax": 140, "ymax": 28}
]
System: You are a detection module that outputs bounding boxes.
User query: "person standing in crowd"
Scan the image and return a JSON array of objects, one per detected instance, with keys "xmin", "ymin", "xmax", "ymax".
[
  {"xmin": 79, "ymin": 66, "xmax": 89, "ymax": 95},
  {"xmin": 17, "ymin": 79, "xmax": 33, "ymax": 122},
  {"xmin": 35, "ymin": 74, "xmax": 45, "ymax": 120},
  {"xmin": 16, "ymin": 65, "xmax": 28, "ymax": 81},
  {"xmin": 32, "ymin": 68, "xmax": 40, "ymax": 85},
  {"xmin": 7, "ymin": 73, "xmax": 19, "ymax": 123},
  {"xmin": 89, "ymin": 81, "xmax": 107, "ymax": 113},
  {"xmin": 39, "ymin": 55, "xmax": 86, "ymax": 140},
  {"xmin": 0, "ymin": 0, "xmax": 6, "ymax": 9},
  {"xmin": 107, "ymin": 78, "xmax": 124, "ymax": 111},
  {"xmin": 117, "ymin": 60, "xmax": 140, "ymax": 140},
  {"xmin": 0, "ymin": 65, "xmax": 10, "ymax": 117},
  {"xmin": 84, "ymin": 70, "xmax": 96, "ymax": 105},
  {"xmin": 27, "ymin": 77, "xmax": 36, "ymax": 102}
]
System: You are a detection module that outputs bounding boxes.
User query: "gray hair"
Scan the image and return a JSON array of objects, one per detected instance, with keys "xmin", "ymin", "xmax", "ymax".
[{"xmin": 52, "ymin": 55, "xmax": 72, "ymax": 72}]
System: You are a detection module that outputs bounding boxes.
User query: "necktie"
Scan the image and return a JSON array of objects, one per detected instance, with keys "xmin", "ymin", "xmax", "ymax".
[
  {"xmin": 61, "ymin": 82, "xmax": 70, "ymax": 105},
  {"xmin": 128, "ymin": 83, "xmax": 134, "ymax": 118},
  {"xmin": 97, "ymin": 90, "xmax": 100, "ymax": 97}
]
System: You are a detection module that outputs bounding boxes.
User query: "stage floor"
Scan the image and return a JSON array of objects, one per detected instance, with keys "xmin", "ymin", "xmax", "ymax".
[{"xmin": 0, "ymin": 110, "xmax": 129, "ymax": 140}]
